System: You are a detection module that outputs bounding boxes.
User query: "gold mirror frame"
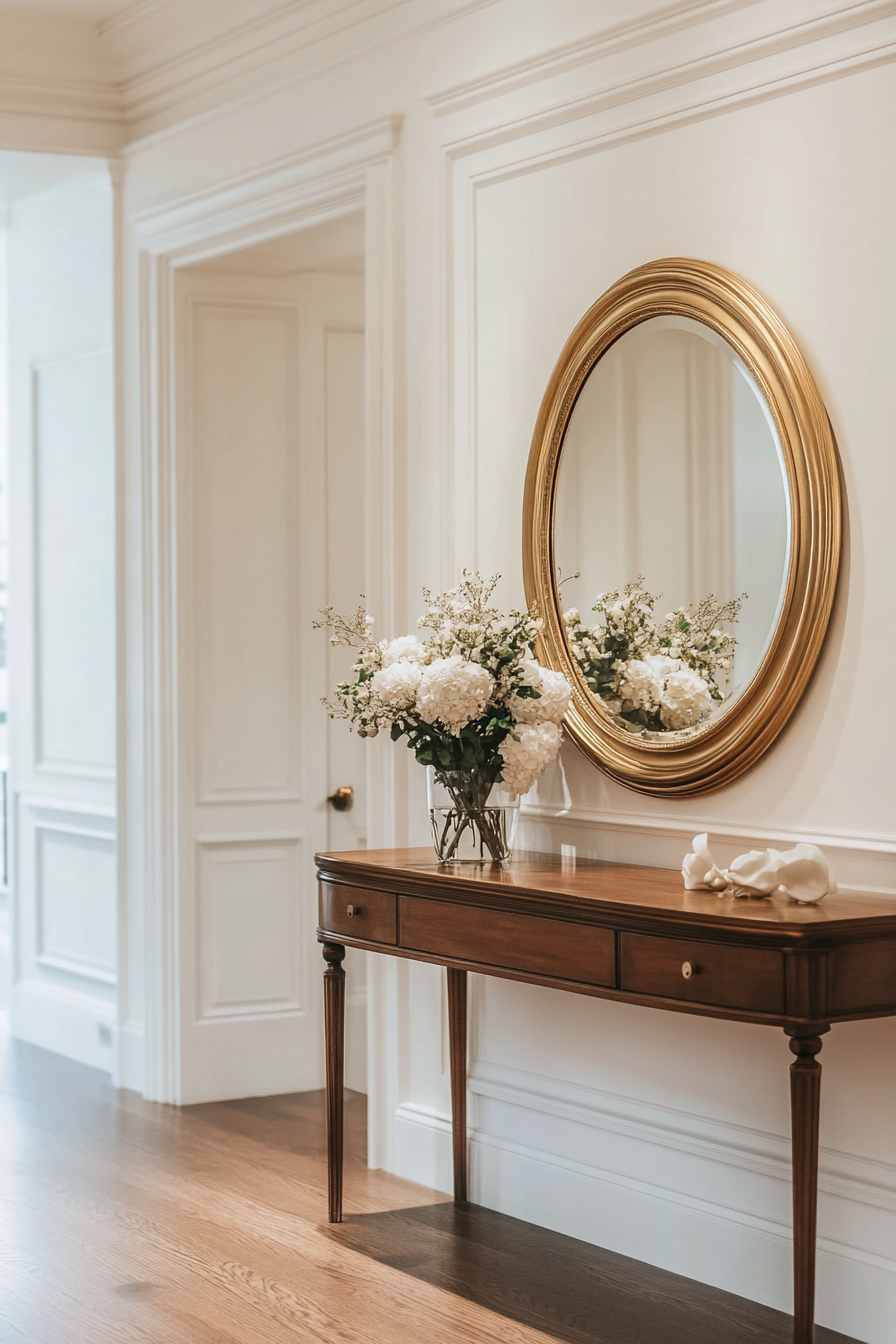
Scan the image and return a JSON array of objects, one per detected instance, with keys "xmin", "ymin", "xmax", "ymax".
[{"xmin": 523, "ymin": 258, "xmax": 841, "ymax": 797}]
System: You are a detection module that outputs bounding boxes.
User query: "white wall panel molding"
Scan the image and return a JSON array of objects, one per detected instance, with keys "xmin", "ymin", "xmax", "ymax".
[
  {"xmin": 520, "ymin": 805, "xmax": 896, "ymax": 894},
  {"xmin": 434, "ymin": 2, "xmax": 896, "ymax": 167},
  {"xmin": 195, "ymin": 837, "xmax": 303, "ymax": 1022},
  {"xmin": 184, "ymin": 294, "xmax": 302, "ymax": 807},
  {"xmin": 108, "ymin": 0, "xmax": 495, "ymax": 140},
  {"xmin": 131, "ymin": 116, "xmax": 401, "ymax": 261},
  {"xmin": 390, "ymin": 1060, "xmax": 896, "ymax": 1337},
  {"xmin": 431, "ymin": 0, "xmax": 767, "ymax": 115}
]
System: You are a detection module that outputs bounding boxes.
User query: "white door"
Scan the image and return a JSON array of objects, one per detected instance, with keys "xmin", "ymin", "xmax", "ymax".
[
  {"xmin": 175, "ymin": 264, "xmax": 365, "ymax": 1103},
  {"xmin": 7, "ymin": 171, "xmax": 117, "ymax": 1071}
]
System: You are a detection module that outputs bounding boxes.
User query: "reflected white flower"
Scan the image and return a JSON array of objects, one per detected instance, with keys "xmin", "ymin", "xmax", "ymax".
[
  {"xmin": 659, "ymin": 667, "xmax": 713, "ymax": 730},
  {"xmin": 619, "ymin": 654, "xmax": 677, "ymax": 712}
]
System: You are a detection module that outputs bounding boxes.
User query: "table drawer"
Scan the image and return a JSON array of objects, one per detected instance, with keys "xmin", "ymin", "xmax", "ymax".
[
  {"xmin": 319, "ymin": 883, "xmax": 397, "ymax": 945},
  {"xmin": 399, "ymin": 897, "xmax": 615, "ymax": 986},
  {"xmin": 620, "ymin": 932, "xmax": 784, "ymax": 1014}
]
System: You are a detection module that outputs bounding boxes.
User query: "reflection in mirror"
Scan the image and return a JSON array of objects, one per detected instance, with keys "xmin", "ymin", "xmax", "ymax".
[{"xmin": 554, "ymin": 315, "xmax": 789, "ymax": 736}]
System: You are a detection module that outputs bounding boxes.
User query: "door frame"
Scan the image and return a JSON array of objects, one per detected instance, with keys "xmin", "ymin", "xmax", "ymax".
[{"xmin": 123, "ymin": 116, "xmax": 404, "ymax": 1102}]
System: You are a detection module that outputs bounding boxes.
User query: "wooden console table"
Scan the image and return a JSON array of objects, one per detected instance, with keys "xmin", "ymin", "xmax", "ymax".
[{"xmin": 316, "ymin": 847, "xmax": 896, "ymax": 1344}]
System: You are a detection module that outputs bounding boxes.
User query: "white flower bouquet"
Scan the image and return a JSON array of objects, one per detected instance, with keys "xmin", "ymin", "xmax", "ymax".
[
  {"xmin": 315, "ymin": 573, "xmax": 572, "ymax": 862},
  {"xmin": 564, "ymin": 578, "xmax": 744, "ymax": 734}
]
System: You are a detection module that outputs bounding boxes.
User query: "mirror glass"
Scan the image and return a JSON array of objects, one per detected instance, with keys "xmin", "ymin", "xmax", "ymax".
[{"xmin": 554, "ymin": 315, "xmax": 790, "ymax": 737}]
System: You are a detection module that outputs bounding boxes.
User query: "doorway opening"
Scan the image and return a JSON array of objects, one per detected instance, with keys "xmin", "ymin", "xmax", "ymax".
[{"xmin": 176, "ymin": 212, "xmax": 369, "ymax": 1100}]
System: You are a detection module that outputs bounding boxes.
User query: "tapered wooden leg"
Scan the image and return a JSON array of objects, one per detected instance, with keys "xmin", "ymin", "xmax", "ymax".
[
  {"xmin": 787, "ymin": 1028, "xmax": 828, "ymax": 1344},
  {"xmin": 323, "ymin": 942, "xmax": 346, "ymax": 1223},
  {"xmin": 447, "ymin": 967, "xmax": 468, "ymax": 1203}
]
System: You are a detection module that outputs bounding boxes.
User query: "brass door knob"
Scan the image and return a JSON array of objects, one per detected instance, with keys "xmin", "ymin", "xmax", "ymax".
[
  {"xmin": 327, "ymin": 786, "xmax": 354, "ymax": 812},
  {"xmin": 681, "ymin": 961, "xmax": 694, "ymax": 980}
]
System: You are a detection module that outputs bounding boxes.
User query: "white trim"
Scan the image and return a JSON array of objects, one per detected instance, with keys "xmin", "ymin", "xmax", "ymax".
[
  {"xmin": 390, "ymin": 1061, "xmax": 896, "ymax": 1337},
  {"xmin": 115, "ymin": 0, "xmax": 497, "ymax": 144},
  {"xmin": 430, "ymin": 0, "xmax": 768, "ymax": 114},
  {"xmin": 472, "ymin": 1060, "xmax": 896, "ymax": 1223},
  {"xmin": 128, "ymin": 118, "xmax": 403, "ymax": 1101},
  {"xmin": 521, "ymin": 801, "xmax": 896, "ymax": 854},
  {"xmin": 131, "ymin": 116, "xmax": 401, "ymax": 258},
  {"xmin": 11, "ymin": 979, "xmax": 116, "ymax": 1073}
]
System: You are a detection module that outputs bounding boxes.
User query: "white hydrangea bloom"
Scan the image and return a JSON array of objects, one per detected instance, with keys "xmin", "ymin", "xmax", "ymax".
[
  {"xmin": 659, "ymin": 667, "xmax": 713, "ymax": 730},
  {"xmin": 499, "ymin": 721, "xmax": 562, "ymax": 795},
  {"xmin": 618, "ymin": 653, "xmax": 677, "ymax": 713},
  {"xmin": 371, "ymin": 661, "xmax": 423, "ymax": 714},
  {"xmin": 416, "ymin": 655, "xmax": 494, "ymax": 731},
  {"xmin": 511, "ymin": 660, "xmax": 572, "ymax": 725},
  {"xmin": 381, "ymin": 635, "xmax": 425, "ymax": 666}
]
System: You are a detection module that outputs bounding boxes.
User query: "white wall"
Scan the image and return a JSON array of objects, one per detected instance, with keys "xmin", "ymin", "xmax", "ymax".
[
  {"xmin": 6, "ymin": 169, "xmax": 117, "ymax": 1071},
  {"xmin": 110, "ymin": 3, "xmax": 896, "ymax": 1341}
]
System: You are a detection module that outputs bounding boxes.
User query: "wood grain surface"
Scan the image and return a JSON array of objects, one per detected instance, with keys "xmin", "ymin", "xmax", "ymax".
[
  {"xmin": 319, "ymin": 848, "xmax": 896, "ymax": 937},
  {"xmin": 0, "ymin": 1035, "xmax": 861, "ymax": 1344}
]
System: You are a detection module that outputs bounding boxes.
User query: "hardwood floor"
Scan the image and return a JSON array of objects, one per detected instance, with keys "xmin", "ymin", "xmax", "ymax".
[{"xmin": 0, "ymin": 1037, "xmax": 861, "ymax": 1344}]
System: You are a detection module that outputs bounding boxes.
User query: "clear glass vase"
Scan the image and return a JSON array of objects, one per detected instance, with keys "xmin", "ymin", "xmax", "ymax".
[{"xmin": 426, "ymin": 765, "xmax": 520, "ymax": 864}]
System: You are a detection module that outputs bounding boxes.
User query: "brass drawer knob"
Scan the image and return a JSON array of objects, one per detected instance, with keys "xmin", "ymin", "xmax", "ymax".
[
  {"xmin": 681, "ymin": 961, "xmax": 694, "ymax": 980},
  {"xmin": 346, "ymin": 904, "xmax": 361, "ymax": 918}
]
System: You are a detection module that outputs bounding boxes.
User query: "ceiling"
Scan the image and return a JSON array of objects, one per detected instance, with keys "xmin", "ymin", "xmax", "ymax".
[
  {"xmin": 0, "ymin": 150, "xmax": 106, "ymax": 209},
  {"xmin": 192, "ymin": 213, "xmax": 365, "ymax": 277}
]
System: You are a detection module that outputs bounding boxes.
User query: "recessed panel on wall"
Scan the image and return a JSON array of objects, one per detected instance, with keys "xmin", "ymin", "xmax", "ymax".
[
  {"xmin": 33, "ymin": 350, "xmax": 115, "ymax": 775},
  {"xmin": 196, "ymin": 838, "xmax": 302, "ymax": 1020},
  {"xmin": 36, "ymin": 823, "xmax": 117, "ymax": 986},
  {"xmin": 190, "ymin": 301, "xmax": 299, "ymax": 802}
]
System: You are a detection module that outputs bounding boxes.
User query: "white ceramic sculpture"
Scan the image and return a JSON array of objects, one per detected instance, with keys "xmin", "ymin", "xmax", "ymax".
[{"xmin": 682, "ymin": 833, "xmax": 835, "ymax": 903}]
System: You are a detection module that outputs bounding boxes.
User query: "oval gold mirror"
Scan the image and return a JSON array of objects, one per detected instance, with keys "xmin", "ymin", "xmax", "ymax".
[{"xmin": 523, "ymin": 259, "xmax": 841, "ymax": 796}]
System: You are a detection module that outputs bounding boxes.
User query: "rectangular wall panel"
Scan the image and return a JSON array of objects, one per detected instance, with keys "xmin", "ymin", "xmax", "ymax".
[
  {"xmin": 196, "ymin": 838, "xmax": 303, "ymax": 1020},
  {"xmin": 33, "ymin": 350, "xmax": 115, "ymax": 775},
  {"xmin": 37, "ymin": 825, "xmax": 116, "ymax": 985},
  {"xmin": 191, "ymin": 302, "xmax": 299, "ymax": 802}
]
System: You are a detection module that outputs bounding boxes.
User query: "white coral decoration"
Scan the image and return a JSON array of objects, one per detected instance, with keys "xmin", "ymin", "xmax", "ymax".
[
  {"xmin": 416, "ymin": 655, "xmax": 493, "ymax": 732},
  {"xmin": 682, "ymin": 833, "xmax": 834, "ymax": 903},
  {"xmin": 512, "ymin": 660, "xmax": 573, "ymax": 725},
  {"xmin": 659, "ymin": 666, "xmax": 713, "ymax": 730},
  {"xmin": 371, "ymin": 661, "xmax": 423, "ymax": 713},
  {"xmin": 381, "ymin": 635, "xmax": 425, "ymax": 666},
  {"xmin": 499, "ymin": 721, "xmax": 562, "ymax": 796}
]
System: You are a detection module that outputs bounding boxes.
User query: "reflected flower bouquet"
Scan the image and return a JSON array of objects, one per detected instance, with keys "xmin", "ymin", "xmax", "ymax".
[
  {"xmin": 563, "ymin": 578, "xmax": 744, "ymax": 734},
  {"xmin": 315, "ymin": 572, "xmax": 572, "ymax": 860}
]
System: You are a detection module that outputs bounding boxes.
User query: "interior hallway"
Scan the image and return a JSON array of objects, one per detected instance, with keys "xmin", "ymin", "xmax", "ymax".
[{"xmin": 0, "ymin": 1037, "xmax": 860, "ymax": 1344}]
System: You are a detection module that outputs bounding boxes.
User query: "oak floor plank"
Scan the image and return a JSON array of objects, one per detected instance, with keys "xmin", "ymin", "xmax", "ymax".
[{"xmin": 0, "ymin": 1037, "xmax": 863, "ymax": 1344}]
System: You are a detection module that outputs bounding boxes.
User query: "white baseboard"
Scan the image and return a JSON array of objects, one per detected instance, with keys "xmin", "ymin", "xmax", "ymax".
[
  {"xmin": 116, "ymin": 1021, "xmax": 146, "ymax": 1094},
  {"xmin": 11, "ymin": 978, "xmax": 115, "ymax": 1073},
  {"xmin": 387, "ymin": 1061, "xmax": 896, "ymax": 1344}
]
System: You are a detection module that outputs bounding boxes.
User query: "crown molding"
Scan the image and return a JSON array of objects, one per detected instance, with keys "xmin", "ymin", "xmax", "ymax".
[
  {"xmin": 430, "ymin": 0, "xmax": 765, "ymax": 115},
  {"xmin": 112, "ymin": 0, "xmax": 498, "ymax": 138},
  {"xmin": 436, "ymin": 0, "xmax": 896, "ymax": 158}
]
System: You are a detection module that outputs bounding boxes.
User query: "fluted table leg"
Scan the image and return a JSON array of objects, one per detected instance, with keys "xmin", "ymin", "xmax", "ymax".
[
  {"xmin": 447, "ymin": 967, "xmax": 468, "ymax": 1203},
  {"xmin": 787, "ymin": 1027, "xmax": 828, "ymax": 1344},
  {"xmin": 323, "ymin": 942, "xmax": 346, "ymax": 1223}
]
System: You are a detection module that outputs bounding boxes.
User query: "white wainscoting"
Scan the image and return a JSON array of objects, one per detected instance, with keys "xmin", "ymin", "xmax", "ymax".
[
  {"xmin": 12, "ymin": 797, "xmax": 117, "ymax": 1071},
  {"xmin": 196, "ymin": 837, "xmax": 303, "ymax": 1022}
]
